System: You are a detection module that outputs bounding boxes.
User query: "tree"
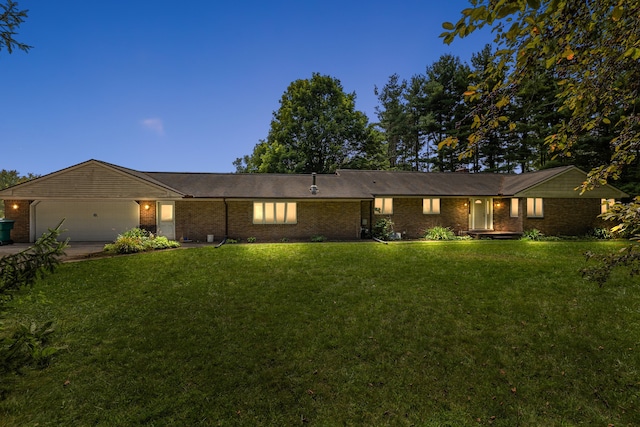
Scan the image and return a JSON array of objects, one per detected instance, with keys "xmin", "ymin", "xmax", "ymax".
[
  {"xmin": 0, "ymin": 0, "xmax": 31, "ymax": 54},
  {"xmin": 423, "ymin": 54, "xmax": 472, "ymax": 172},
  {"xmin": 374, "ymin": 74, "xmax": 409, "ymax": 169},
  {"xmin": 441, "ymin": 0, "xmax": 640, "ymax": 189},
  {"xmin": 235, "ymin": 73, "xmax": 380, "ymax": 174},
  {"xmin": 442, "ymin": 0, "xmax": 640, "ymax": 285},
  {"xmin": 1, "ymin": 222, "xmax": 67, "ymax": 389}
]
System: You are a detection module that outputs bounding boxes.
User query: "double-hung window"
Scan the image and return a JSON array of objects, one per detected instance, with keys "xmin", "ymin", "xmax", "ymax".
[
  {"xmin": 374, "ymin": 197, "xmax": 393, "ymax": 215},
  {"xmin": 526, "ymin": 198, "xmax": 544, "ymax": 218},
  {"xmin": 423, "ymin": 198, "xmax": 440, "ymax": 214},
  {"xmin": 253, "ymin": 202, "xmax": 297, "ymax": 224}
]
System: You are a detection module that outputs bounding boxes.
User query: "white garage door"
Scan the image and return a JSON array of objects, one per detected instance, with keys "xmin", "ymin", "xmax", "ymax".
[{"xmin": 33, "ymin": 200, "xmax": 140, "ymax": 241}]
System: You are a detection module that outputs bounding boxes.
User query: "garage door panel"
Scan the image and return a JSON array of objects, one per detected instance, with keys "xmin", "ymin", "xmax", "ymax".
[{"xmin": 34, "ymin": 201, "xmax": 140, "ymax": 241}]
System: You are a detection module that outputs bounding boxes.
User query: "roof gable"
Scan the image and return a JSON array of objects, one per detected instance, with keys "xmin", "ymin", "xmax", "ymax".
[
  {"xmin": 505, "ymin": 166, "xmax": 628, "ymax": 198},
  {"xmin": 0, "ymin": 160, "xmax": 185, "ymax": 199}
]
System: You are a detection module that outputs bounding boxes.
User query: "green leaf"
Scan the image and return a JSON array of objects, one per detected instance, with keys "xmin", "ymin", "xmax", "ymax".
[
  {"xmin": 496, "ymin": 4, "xmax": 520, "ymax": 20},
  {"xmin": 442, "ymin": 21, "xmax": 455, "ymax": 30},
  {"xmin": 612, "ymin": 6, "xmax": 624, "ymax": 21},
  {"xmin": 527, "ymin": 0, "xmax": 541, "ymax": 9},
  {"xmin": 623, "ymin": 47, "xmax": 640, "ymax": 60}
]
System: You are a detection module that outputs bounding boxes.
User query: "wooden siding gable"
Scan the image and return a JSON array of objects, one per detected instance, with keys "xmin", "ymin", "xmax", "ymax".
[
  {"xmin": 0, "ymin": 160, "xmax": 184, "ymax": 199},
  {"xmin": 513, "ymin": 167, "xmax": 628, "ymax": 199}
]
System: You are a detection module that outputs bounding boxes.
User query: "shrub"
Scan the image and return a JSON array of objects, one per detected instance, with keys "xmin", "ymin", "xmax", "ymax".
[
  {"xmin": 247, "ymin": 237, "xmax": 257, "ymax": 243},
  {"xmin": 104, "ymin": 228, "xmax": 180, "ymax": 254},
  {"xmin": 311, "ymin": 235, "xmax": 327, "ymax": 242},
  {"xmin": 423, "ymin": 226, "xmax": 456, "ymax": 241},
  {"xmin": 372, "ymin": 217, "xmax": 395, "ymax": 241},
  {"xmin": 521, "ymin": 229, "xmax": 544, "ymax": 241},
  {"xmin": 587, "ymin": 227, "xmax": 613, "ymax": 240}
]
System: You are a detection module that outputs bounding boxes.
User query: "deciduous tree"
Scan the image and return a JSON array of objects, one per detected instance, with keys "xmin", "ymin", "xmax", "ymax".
[
  {"xmin": 441, "ymin": 0, "xmax": 640, "ymax": 189},
  {"xmin": 235, "ymin": 73, "xmax": 381, "ymax": 173}
]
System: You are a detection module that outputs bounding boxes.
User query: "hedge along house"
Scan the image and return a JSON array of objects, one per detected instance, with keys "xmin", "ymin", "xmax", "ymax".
[{"xmin": 0, "ymin": 159, "xmax": 628, "ymax": 243}]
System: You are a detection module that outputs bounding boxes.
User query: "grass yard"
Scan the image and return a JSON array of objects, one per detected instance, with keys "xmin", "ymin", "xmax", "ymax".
[{"xmin": 1, "ymin": 240, "xmax": 639, "ymax": 426}]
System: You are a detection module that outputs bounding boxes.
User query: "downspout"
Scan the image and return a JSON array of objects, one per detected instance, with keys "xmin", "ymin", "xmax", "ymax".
[
  {"xmin": 216, "ymin": 198, "xmax": 228, "ymax": 248},
  {"xmin": 224, "ymin": 198, "xmax": 228, "ymax": 239}
]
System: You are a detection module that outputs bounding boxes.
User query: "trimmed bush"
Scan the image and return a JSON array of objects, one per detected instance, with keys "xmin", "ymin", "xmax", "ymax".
[
  {"xmin": 423, "ymin": 226, "xmax": 457, "ymax": 241},
  {"xmin": 104, "ymin": 228, "xmax": 180, "ymax": 254},
  {"xmin": 372, "ymin": 217, "xmax": 395, "ymax": 241}
]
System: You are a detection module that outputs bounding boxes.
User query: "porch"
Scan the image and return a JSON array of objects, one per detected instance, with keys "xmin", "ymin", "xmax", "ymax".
[{"xmin": 464, "ymin": 230, "xmax": 523, "ymax": 240}]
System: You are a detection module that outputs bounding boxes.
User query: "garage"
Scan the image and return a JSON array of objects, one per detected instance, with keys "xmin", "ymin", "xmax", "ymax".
[{"xmin": 32, "ymin": 200, "xmax": 140, "ymax": 241}]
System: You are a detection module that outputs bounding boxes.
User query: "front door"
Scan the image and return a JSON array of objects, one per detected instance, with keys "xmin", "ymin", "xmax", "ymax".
[
  {"xmin": 157, "ymin": 201, "xmax": 175, "ymax": 240},
  {"xmin": 470, "ymin": 198, "xmax": 493, "ymax": 230}
]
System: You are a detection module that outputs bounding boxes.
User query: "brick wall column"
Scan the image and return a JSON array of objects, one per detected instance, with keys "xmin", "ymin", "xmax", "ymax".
[{"xmin": 3, "ymin": 200, "xmax": 30, "ymax": 242}]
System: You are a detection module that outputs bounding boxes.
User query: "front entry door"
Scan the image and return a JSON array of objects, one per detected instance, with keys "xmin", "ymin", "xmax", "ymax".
[
  {"xmin": 470, "ymin": 198, "xmax": 493, "ymax": 230},
  {"xmin": 157, "ymin": 201, "xmax": 175, "ymax": 240}
]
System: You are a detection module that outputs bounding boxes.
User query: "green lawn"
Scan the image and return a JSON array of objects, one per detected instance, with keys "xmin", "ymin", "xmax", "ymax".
[{"xmin": 1, "ymin": 241, "xmax": 639, "ymax": 426}]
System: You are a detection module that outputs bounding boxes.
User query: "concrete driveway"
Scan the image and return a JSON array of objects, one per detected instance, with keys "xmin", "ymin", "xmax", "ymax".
[
  {"xmin": 0, "ymin": 241, "xmax": 108, "ymax": 261},
  {"xmin": 0, "ymin": 241, "xmax": 211, "ymax": 262}
]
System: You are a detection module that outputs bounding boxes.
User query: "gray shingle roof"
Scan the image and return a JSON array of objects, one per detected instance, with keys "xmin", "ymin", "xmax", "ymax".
[
  {"xmin": 135, "ymin": 166, "xmax": 581, "ymax": 199},
  {"xmin": 143, "ymin": 172, "xmax": 367, "ymax": 199},
  {"xmin": 2, "ymin": 159, "xmax": 620, "ymax": 200}
]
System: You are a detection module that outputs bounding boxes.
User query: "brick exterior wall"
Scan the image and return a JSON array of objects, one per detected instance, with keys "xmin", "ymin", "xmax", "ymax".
[
  {"xmin": 3, "ymin": 196, "xmax": 610, "ymax": 245},
  {"xmin": 175, "ymin": 201, "xmax": 227, "ymax": 242},
  {"xmin": 378, "ymin": 198, "xmax": 470, "ymax": 239},
  {"xmin": 2, "ymin": 200, "xmax": 30, "ymax": 242},
  {"xmin": 522, "ymin": 198, "xmax": 603, "ymax": 236},
  {"xmin": 138, "ymin": 201, "xmax": 157, "ymax": 233},
  {"xmin": 493, "ymin": 198, "xmax": 523, "ymax": 232},
  {"xmin": 225, "ymin": 200, "xmax": 361, "ymax": 242}
]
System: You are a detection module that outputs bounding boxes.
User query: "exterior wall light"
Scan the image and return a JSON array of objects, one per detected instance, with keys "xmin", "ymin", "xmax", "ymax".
[
  {"xmin": 12, "ymin": 204, "xmax": 18, "ymax": 210},
  {"xmin": 144, "ymin": 204, "xmax": 151, "ymax": 210}
]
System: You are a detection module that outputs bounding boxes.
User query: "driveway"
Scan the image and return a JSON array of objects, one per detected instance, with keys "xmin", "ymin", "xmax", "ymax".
[
  {"xmin": 0, "ymin": 241, "xmax": 211, "ymax": 262},
  {"xmin": 0, "ymin": 242, "xmax": 108, "ymax": 261}
]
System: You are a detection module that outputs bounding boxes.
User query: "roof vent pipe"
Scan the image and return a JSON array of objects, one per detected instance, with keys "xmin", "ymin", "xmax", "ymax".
[{"xmin": 310, "ymin": 172, "xmax": 319, "ymax": 195}]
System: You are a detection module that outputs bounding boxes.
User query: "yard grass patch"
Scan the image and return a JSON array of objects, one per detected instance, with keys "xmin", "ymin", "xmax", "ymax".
[{"xmin": 1, "ymin": 241, "xmax": 639, "ymax": 426}]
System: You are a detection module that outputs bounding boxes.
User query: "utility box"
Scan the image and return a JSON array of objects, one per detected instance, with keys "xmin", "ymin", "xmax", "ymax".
[{"xmin": 0, "ymin": 219, "xmax": 15, "ymax": 245}]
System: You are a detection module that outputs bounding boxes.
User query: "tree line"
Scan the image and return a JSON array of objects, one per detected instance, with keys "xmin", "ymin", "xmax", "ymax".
[{"xmin": 234, "ymin": 50, "xmax": 638, "ymax": 196}]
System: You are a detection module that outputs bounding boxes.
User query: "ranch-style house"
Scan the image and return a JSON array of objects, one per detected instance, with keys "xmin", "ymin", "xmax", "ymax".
[{"xmin": 0, "ymin": 159, "xmax": 628, "ymax": 243}]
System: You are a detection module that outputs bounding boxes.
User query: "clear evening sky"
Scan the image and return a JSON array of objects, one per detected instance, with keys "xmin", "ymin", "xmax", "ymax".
[{"xmin": 2, "ymin": 1, "xmax": 493, "ymax": 176}]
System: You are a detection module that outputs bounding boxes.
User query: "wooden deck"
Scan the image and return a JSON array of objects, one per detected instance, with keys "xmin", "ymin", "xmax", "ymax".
[{"xmin": 464, "ymin": 230, "xmax": 523, "ymax": 240}]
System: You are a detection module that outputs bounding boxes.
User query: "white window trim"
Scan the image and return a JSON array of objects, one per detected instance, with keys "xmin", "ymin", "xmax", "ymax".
[
  {"xmin": 253, "ymin": 201, "xmax": 297, "ymax": 224},
  {"xmin": 374, "ymin": 197, "xmax": 393, "ymax": 215},
  {"xmin": 423, "ymin": 198, "xmax": 441, "ymax": 214},
  {"xmin": 526, "ymin": 198, "xmax": 544, "ymax": 218}
]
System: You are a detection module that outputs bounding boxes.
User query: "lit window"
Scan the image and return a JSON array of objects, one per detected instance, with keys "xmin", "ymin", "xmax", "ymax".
[
  {"xmin": 423, "ymin": 198, "xmax": 440, "ymax": 214},
  {"xmin": 601, "ymin": 198, "xmax": 615, "ymax": 214},
  {"xmin": 160, "ymin": 204, "xmax": 174, "ymax": 221},
  {"xmin": 374, "ymin": 197, "xmax": 393, "ymax": 215},
  {"xmin": 253, "ymin": 202, "xmax": 297, "ymax": 224},
  {"xmin": 526, "ymin": 198, "xmax": 543, "ymax": 218},
  {"xmin": 510, "ymin": 198, "xmax": 519, "ymax": 217}
]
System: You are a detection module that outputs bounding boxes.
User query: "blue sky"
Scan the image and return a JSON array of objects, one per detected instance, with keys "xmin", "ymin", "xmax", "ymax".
[{"xmin": 2, "ymin": 1, "xmax": 493, "ymax": 176}]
